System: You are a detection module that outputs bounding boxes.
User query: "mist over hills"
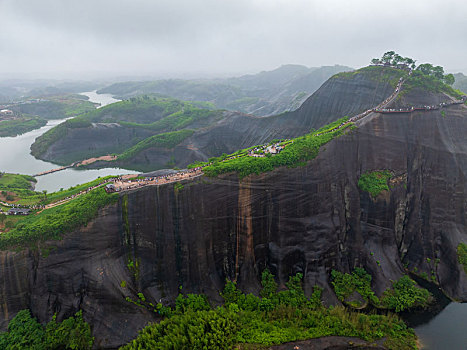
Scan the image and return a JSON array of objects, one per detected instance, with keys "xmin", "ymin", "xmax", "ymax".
[
  {"xmin": 31, "ymin": 65, "xmax": 398, "ymax": 172},
  {"xmin": 98, "ymin": 64, "xmax": 353, "ymax": 116},
  {"xmin": 453, "ymin": 72, "xmax": 467, "ymax": 94}
]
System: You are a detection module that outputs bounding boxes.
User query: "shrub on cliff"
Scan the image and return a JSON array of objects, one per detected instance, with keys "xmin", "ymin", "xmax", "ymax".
[
  {"xmin": 380, "ymin": 276, "xmax": 432, "ymax": 312},
  {"xmin": 331, "ymin": 268, "xmax": 379, "ymax": 306},
  {"xmin": 457, "ymin": 243, "xmax": 467, "ymax": 274},
  {"xmin": 331, "ymin": 268, "xmax": 432, "ymax": 312},
  {"xmin": 358, "ymin": 170, "xmax": 391, "ymax": 198}
]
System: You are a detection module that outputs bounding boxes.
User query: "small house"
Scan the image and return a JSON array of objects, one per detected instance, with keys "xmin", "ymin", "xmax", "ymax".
[
  {"xmin": 105, "ymin": 184, "xmax": 118, "ymax": 193},
  {"xmin": 8, "ymin": 208, "xmax": 31, "ymax": 215},
  {"xmin": 0, "ymin": 109, "xmax": 13, "ymax": 115}
]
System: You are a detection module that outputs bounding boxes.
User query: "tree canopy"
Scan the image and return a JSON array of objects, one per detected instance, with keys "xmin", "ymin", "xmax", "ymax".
[{"xmin": 371, "ymin": 51, "xmax": 455, "ymax": 85}]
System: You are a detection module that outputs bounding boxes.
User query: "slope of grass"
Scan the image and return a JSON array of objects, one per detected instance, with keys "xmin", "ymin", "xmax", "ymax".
[
  {"xmin": 0, "ymin": 116, "xmax": 47, "ymax": 137},
  {"xmin": 0, "ymin": 187, "xmax": 118, "ymax": 250},
  {"xmin": 14, "ymin": 176, "xmax": 117, "ymax": 206},
  {"xmin": 117, "ymin": 129, "xmax": 194, "ymax": 161},
  {"xmin": 0, "ymin": 173, "xmax": 36, "ymax": 191},
  {"xmin": 334, "ymin": 66, "xmax": 408, "ymax": 88}
]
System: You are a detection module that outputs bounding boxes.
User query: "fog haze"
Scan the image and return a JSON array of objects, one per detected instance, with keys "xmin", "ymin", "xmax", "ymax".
[{"xmin": 1, "ymin": 0, "xmax": 466, "ymax": 79}]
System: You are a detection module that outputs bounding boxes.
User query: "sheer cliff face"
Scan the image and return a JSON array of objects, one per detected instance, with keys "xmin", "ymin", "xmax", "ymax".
[{"xmin": 2, "ymin": 102, "xmax": 467, "ymax": 347}]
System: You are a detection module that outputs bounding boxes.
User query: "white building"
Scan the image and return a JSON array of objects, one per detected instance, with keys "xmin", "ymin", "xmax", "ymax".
[{"xmin": 0, "ymin": 109, "xmax": 13, "ymax": 115}]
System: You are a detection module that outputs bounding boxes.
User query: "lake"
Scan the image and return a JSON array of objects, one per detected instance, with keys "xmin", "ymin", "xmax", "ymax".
[
  {"xmin": 414, "ymin": 302, "xmax": 467, "ymax": 350},
  {"xmin": 0, "ymin": 91, "xmax": 138, "ymax": 192}
]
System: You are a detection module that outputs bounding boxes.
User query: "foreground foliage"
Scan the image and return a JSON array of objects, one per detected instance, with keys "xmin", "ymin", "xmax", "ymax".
[
  {"xmin": 0, "ymin": 309, "xmax": 93, "ymax": 350},
  {"xmin": 121, "ymin": 271, "xmax": 417, "ymax": 350}
]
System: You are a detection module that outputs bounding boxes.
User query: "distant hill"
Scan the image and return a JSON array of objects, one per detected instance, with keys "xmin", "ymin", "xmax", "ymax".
[
  {"xmin": 98, "ymin": 64, "xmax": 353, "ymax": 116},
  {"xmin": 33, "ymin": 66, "xmax": 403, "ymax": 172},
  {"xmin": 453, "ymin": 73, "xmax": 467, "ymax": 93},
  {"xmin": 0, "ymin": 80, "xmax": 101, "ymax": 103}
]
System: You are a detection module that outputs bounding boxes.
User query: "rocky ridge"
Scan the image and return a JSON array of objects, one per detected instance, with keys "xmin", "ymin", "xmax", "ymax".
[{"xmin": 1, "ymin": 70, "xmax": 466, "ymax": 348}]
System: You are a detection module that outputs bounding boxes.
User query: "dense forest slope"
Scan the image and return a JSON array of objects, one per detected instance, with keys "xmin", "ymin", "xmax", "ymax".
[
  {"xmin": 32, "ymin": 66, "xmax": 401, "ymax": 172},
  {"xmin": 1, "ymin": 81, "xmax": 466, "ymax": 347},
  {"xmin": 98, "ymin": 65, "xmax": 353, "ymax": 116}
]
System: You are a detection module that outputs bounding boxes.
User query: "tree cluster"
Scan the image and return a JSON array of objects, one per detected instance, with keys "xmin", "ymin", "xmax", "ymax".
[
  {"xmin": 416, "ymin": 63, "xmax": 455, "ymax": 85},
  {"xmin": 0, "ymin": 310, "xmax": 93, "ymax": 350},
  {"xmin": 371, "ymin": 51, "xmax": 455, "ymax": 86},
  {"xmin": 371, "ymin": 51, "xmax": 416, "ymax": 69},
  {"xmin": 122, "ymin": 270, "xmax": 417, "ymax": 350}
]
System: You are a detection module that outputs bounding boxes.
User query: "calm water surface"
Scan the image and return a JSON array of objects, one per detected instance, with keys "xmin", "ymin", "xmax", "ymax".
[
  {"xmin": 0, "ymin": 91, "xmax": 138, "ymax": 192},
  {"xmin": 414, "ymin": 302, "xmax": 467, "ymax": 350}
]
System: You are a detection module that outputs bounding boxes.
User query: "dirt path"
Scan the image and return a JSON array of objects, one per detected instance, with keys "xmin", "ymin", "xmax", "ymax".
[{"xmin": 75, "ymin": 155, "xmax": 117, "ymax": 166}]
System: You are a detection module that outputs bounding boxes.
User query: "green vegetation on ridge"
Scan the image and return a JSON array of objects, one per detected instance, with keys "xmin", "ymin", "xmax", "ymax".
[
  {"xmin": 193, "ymin": 117, "xmax": 352, "ymax": 178},
  {"xmin": 11, "ymin": 95, "xmax": 97, "ymax": 120},
  {"xmin": 0, "ymin": 116, "xmax": 47, "ymax": 137},
  {"xmin": 335, "ymin": 65, "xmax": 408, "ymax": 89},
  {"xmin": 370, "ymin": 51, "xmax": 463, "ymax": 99},
  {"xmin": 0, "ymin": 187, "xmax": 118, "ymax": 250},
  {"xmin": 31, "ymin": 96, "xmax": 221, "ymax": 162}
]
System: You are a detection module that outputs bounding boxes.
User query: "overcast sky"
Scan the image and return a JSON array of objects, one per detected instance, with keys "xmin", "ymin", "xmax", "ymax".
[{"xmin": 1, "ymin": 0, "xmax": 466, "ymax": 79}]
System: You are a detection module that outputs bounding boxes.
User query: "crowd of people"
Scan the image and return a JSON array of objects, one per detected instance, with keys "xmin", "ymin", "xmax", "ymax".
[
  {"xmin": 247, "ymin": 140, "xmax": 291, "ymax": 158},
  {"xmin": 0, "ymin": 200, "xmax": 44, "ymax": 212},
  {"xmin": 375, "ymin": 95, "xmax": 467, "ymax": 114},
  {"xmin": 109, "ymin": 167, "xmax": 204, "ymax": 192},
  {"xmin": 348, "ymin": 77, "xmax": 405, "ymax": 124},
  {"xmin": 0, "ymin": 178, "xmax": 116, "ymax": 214},
  {"xmin": 43, "ymin": 178, "xmax": 116, "ymax": 210},
  {"xmin": 5, "ymin": 66, "xmax": 466, "ymax": 213}
]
